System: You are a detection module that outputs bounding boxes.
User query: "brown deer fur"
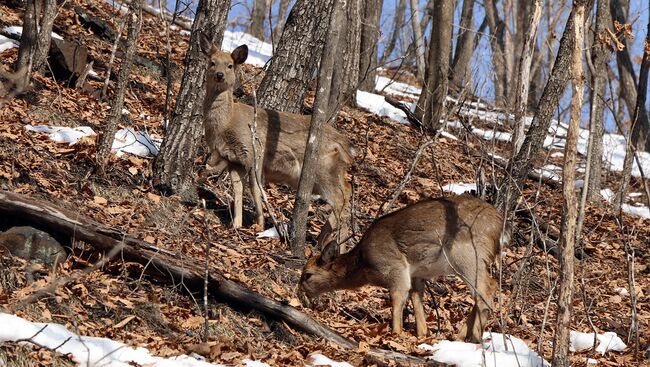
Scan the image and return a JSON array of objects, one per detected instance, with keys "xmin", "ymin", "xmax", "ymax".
[
  {"xmin": 298, "ymin": 195, "xmax": 509, "ymax": 342},
  {"xmin": 201, "ymin": 42, "xmax": 354, "ymax": 243}
]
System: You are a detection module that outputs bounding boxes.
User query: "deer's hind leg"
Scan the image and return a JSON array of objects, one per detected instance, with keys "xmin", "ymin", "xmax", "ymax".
[
  {"xmin": 229, "ymin": 166, "xmax": 246, "ymax": 229},
  {"xmin": 248, "ymin": 165, "xmax": 265, "ymax": 228}
]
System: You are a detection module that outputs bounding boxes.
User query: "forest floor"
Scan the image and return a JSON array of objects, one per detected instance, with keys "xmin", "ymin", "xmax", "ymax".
[{"xmin": 0, "ymin": 0, "xmax": 648, "ymax": 366}]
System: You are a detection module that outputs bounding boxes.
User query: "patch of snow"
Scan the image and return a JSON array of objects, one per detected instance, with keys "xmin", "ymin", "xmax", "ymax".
[
  {"xmin": 25, "ymin": 125, "xmax": 96, "ymax": 145},
  {"xmin": 221, "ymin": 31, "xmax": 272, "ymax": 67},
  {"xmin": 446, "ymin": 120, "xmax": 511, "ymax": 142},
  {"xmin": 569, "ymin": 330, "xmax": 626, "ymax": 355},
  {"xmin": 4, "ymin": 26, "xmax": 63, "ymax": 41},
  {"xmin": 535, "ymin": 165, "xmax": 562, "ymax": 181},
  {"xmin": 442, "ymin": 182, "xmax": 476, "ymax": 195},
  {"xmin": 419, "ymin": 332, "xmax": 549, "ymax": 367},
  {"xmin": 550, "ymin": 151, "xmax": 564, "ymax": 158},
  {"xmin": 614, "ymin": 287, "xmax": 629, "ymax": 297},
  {"xmin": 575, "ymin": 179, "xmax": 584, "ymax": 188},
  {"xmin": 600, "ymin": 188, "xmax": 616, "ymax": 202},
  {"xmin": 0, "ymin": 312, "xmax": 229, "ymax": 367},
  {"xmin": 0, "ymin": 34, "xmax": 18, "ymax": 52},
  {"xmin": 587, "ymin": 357, "xmax": 598, "ymax": 365},
  {"xmin": 306, "ymin": 354, "xmax": 353, "ymax": 367},
  {"xmin": 356, "ymin": 90, "xmax": 411, "ymax": 124},
  {"xmin": 375, "ymin": 76, "xmax": 421, "ymax": 99},
  {"xmin": 256, "ymin": 227, "xmax": 279, "ymax": 239},
  {"xmin": 600, "ymin": 188, "xmax": 650, "ymax": 219},
  {"xmin": 628, "ymin": 192, "xmax": 643, "ymax": 197},
  {"xmin": 440, "ymin": 130, "xmax": 459, "ymax": 140},
  {"xmin": 242, "ymin": 360, "xmax": 270, "ymax": 367},
  {"xmin": 101, "ymin": 0, "xmax": 129, "ymax": 14}
]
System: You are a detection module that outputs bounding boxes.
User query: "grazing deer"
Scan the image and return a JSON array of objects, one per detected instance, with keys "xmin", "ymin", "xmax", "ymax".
[
  {"xmin": 200, "ymin": 40, "xmax": 355, "ymax": 245},
  {"xmin": 298, "ymin": 195, "xmax": 509, "ymax": 342}
]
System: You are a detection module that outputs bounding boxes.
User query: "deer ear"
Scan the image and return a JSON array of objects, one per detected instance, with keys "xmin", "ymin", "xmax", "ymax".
[
  {"xmin": 199, "ymin": 33, "xmax": 213, "ymax": 56},
  {"xmin": 318, "ymin": 240, "xmax": 340, "ymax": 265},
  {"xmin": 231, "ymin": 45, "xmax": 248, "ymax": 65}
]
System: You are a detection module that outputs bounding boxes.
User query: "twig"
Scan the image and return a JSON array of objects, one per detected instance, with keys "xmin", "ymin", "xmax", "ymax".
[{"xmin": 201, "ymin": 199, "xmax": 211, "ymax": 342}]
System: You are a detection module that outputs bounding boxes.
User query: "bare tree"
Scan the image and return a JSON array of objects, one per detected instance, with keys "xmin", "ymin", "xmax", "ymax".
[
  {"xmin": 290, "ymin": 1, "xmax": 343, "ymax": 255},
  {"xmin": 256, "ymin": 0, "xmax": 333, "ymax": 114},
  {"xmin": 358, "ymin": 0, "xmax": 384, "ymax": 92},
  {"xmin": 15, "ymin": 0, "xmax": 57, "ymax": 86},
  {"xmin": 497, "ymin": 0, "xmax": 595, "ymax": 213},
  {"xmin": 408, "ymin": 0, "xmax": 426, "ymax": 80},
  {"xmin": 248, "ymin": 0, "xmax": 268, "ymax": 40},
  {"xmin": 552, "ymin": 3, "xmax": 587, "ymax": 366},
  {"xmin": 512, "ymin": 0, "xmax": 542, "ymax": 155},
  {"xmin": 586, "ymin": 0, "xmax": 612, "ymax": 202},
  {"xmin": 451, "ymin": 0, "xmax": 475, "ymax": 87},
  {"xmin": 380, "ymin": 0, "xmax": 406, "ymax": 64},
  {"xmin": 96, "ymin": 0, "xmax": 144, "ymax": 168},
  {"xmin": 329, "ymin": 0, "xmax": 361, "ymax": 107},
  {"xmin": 153, "ymin": 0, "xmax": 230, "ymax": 199},
  {"xmin": 272, "ymin": 0, "xmax": 291, "ymax": 43},
  {"xmin": 484, "ymin": 0, "xmax": 510, "ymax": 105},
  {"xmin": 414, "ymin": 0, "xmax": 453, "ymax": 132}
]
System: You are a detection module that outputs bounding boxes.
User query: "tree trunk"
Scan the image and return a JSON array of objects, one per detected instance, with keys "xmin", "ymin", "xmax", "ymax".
[
  {"xmin": 451, "ymin": 0, "xmax": 475, "ymax": 88},
  {"xmin": 329, "ymin": 0, "xmax": 360, "ymax": 107},
  {"xmin": 616, "ymin": 4, "xmax": 650, "ymax": 212},
  {"xmin": 610, "ymin": 0, "xmax": 650, "ymax": 153},
  {"xmin": 272, "ymin": 0, "xmax": 291, "ymax": 43},
  {"xmin": 256, "ymin": 0, "xmax": 333, "ymax": 114},
  {"xmin": 248, "ymin": 0, "xmax": 268, "ymax": 40},
  {"xmin": 152, "ymin": 0, "xmax": 229, "ymax": 200},
  {"xmin": 586, "ymin": 0, "xmax": 611, "ymax": 202},
  {"xmin": 552, "ymin": 4, "xmax": 586, "ymax": 366},
  {"xmin": 358, "ymin": 0, "xmax": 383, "ymax": 92},
  {"xmin": 484, "ymin": 0, "xmax": 509, "ymax": 105},
  {"xmin": 290, "ymin": 1, "xmax": 343, "ymax": 255},
  {"xmin": 15, "ymin": 0, "xmax": 57, "ymax": 86},
  {"xmin": 380, "ymin": 0, "xmax": 406, "ymax": 64},
  {"xmin": 96, "ymin": 0, "xmax": 144, "ymax": 167},
  {"xmin": 408, "ymin": 0, "xmax": 426, "ymax": 80},
  {"xmin": 512, "ymin": 0, "xmax": 542, "ymax": 155},
  {"xmin": 414, "ymin": 0, "xmax": 453, "ymax": 132},
  {"xmin": 497, "ymin": 0, "xmax": 595, "ymax": 214}
]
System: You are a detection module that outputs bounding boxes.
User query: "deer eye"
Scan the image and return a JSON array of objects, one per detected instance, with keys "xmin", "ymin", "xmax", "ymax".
[
  {"xmin": 228, "ymin": 64, "xmax": 233, "ymax": 69},
  {"xmin": 209, "ymin": 61, "xmax": 215, "ymax": 67}
]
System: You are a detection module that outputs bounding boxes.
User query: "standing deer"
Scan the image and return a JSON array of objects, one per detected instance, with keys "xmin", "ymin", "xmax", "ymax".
[
  {"xmin": 200, "ymin": 41, "xmax": 355, "ymax": 245},
  {"xmin": 298, "ymin": 195, "xmax": 509, "ymax": 342}
]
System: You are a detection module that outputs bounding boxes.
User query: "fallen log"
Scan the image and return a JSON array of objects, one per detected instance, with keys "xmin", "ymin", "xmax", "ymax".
[{"xmin": 0, "ymin": 191, "xmax": 434, "ymax": 365}]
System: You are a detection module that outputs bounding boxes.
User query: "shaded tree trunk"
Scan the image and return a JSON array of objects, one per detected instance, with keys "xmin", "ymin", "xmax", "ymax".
[
  {"xmin": 290, "ymin": 0, "xmax": 343, "ymax": 255},
  {"xmin": 15, "ymin": 0, "xmax": 57, "ymax": 86},
  {"xmin": 248, "ymin": 0, "xmax": 268, "ymax": 40},
  {"xmin": 152, "ymin": 0, "xmax": 229, "ymax": 200},
  {"xmin": 414, "ymin": 0, "xmax": 453, "ymax": 132},
  {"xmin": 512, "ymin": 0, "xmax": 542, "ymax": 155},
  {"xmin": 380, "ymin": 0, "xmax": 406, "ymax": 64},
  {"xmin": 484, "ymin": 0, "xmax": 509, "ymax": 105},
  {"xmin": 408, "ymin": 0, "xmax": 426, "ymax": 80},
  {"xmin": 358, "ymin": 0, "xmax": 383, "ymax": 91},
  {"xmin": 586, "ymin": 0, "xmax": 611, "ymax": 202},
  {"xmin": 256, "ymin": 0, "xmax": 333, "ymax": 114},
  {"xmin": 272, "ymin": 0, "xmax": 291, "ymax": 43},
  {"xmin": 552, "ymin": 4, "xmax": 586, "ymax": 366},
  {"xmin": 451, "ymin": 0, "xmax": 475, "ymax": 87},
  {"xmin": 497, "ymin": 0, "xmax": 595, "ymax": 214},
  {"xmin": 329, "ymin": 0, "xmax": 361, "ymax": 107},
  {"xmin": 96, "ymin": 0, "xmax": 144, "ymax": 167}
]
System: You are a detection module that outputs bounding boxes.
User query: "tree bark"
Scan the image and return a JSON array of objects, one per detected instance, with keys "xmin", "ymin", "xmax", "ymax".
[
  {"xmin": 586, "ymin": 0, "xmax": 611, "ymax": 202},
  {"xmin": 0, "ymin": 191, "xmax": 428, "ymax": 365},
  {"xmin": 15, "ymin": 0, "xmax": 57, "ymax": 86},
  {"xmin": 329, "ymin": 0, "xmax": 361, "ymax": 107},
  {"xmin": 380, "ymin": 0, "xmax": 406, "ymax": 64},
  {"xmin": 512, "ymin": 0, "xmax": 542, "ymax": 155},
  {"xmin": 248, "ymin": 0, "xmax": 268, "ymax": 40},
  {"xmin": 153, "ymin": 0, "xmax": 229, "ymax": 200},
  {"xmin": 616, "ymin": 4, "xmax": 650, "ymax": 212},
  {"xmin": 408, "ymin": 0, "xmax": 426, "ymax": 80},
  {"xmin": 272, "ymin": 0, "xmax": 291, "ymax": 43},
  {"xmin": 497, "ymin": 0, "xmax": 595, "ymax": 214},
  {"xmin": 96, "ymin": 0, "xmax": 144, "ymax": 167},
  {"xmin": 358, "ymin": 0, "xmax": 384, "ymax": 92},
  {"xmin": 610, "ymin": 0, "xmax": 650, "ymax": 153},
  {"xmin": 256, "ymin": 0, "xmax": 333, "ymax": 114},
  {"xmin": 552, "ymin": 4, "xmax": 586, "ymax": 366},
  {"xmin": 451, "ymin": 0, "xmax": 475, "ymax": 88},
  {"xmin": 290, "ymin": 0, "xmax": 343, "ymax": 255},
  {"xmin": 484, "ymin": 0, "xmax": 509, "ymax": 105},
  {"xmin": 414, "ymin": 0, "xmax": 453, "ymax": 132}
]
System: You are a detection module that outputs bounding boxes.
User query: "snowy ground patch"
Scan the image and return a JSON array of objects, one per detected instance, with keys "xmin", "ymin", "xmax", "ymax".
[
  {"xmin": 221, "ymin": 31, "xmax": 272, "ymax": 67},
  {"xmin": 569, "ymin": 330, "xmax": 626, "ymax": 354},
  {"xmin": 356, "ymin": 90, "xmax": 412, "ymax": 124},
  {"xmin": 600, "ymin": 188, "xmax": 650, "ymax": 219},
  {"xmin": 25, "ymin": 125, "xmax": 161, "ymax": 158},
  {"xmin": 0, "ymin": 34, "xmax": 18, "ymax": 52},
  {"xmin": 419, "ymin": 332, "xmax": 549, "ymax": 367},
  {"xmin": 4, "ymin": 26, "xmax": 63, "ymax": 41},
  {"xmin": 306, "ymin": 354, "xmax": 353, "ymax": 367},
  {"xmin": 375, "ymin": 76, "xmax": 421, "ymax": 99},
  {"xmin": 442, "ymin": 182, "xmax": 477, "ymax": 195}
]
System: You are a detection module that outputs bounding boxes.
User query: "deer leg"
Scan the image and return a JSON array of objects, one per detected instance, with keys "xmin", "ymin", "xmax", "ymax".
[
  {"xmin": 317, "ymin": 181, "xmax": 352, "ymax": 250},
  {"xmin": 229, "ymin": 166, "xmax": 245, "ymax": 229},
  {"xmin": 388, "ymin": 269, "xmax": 411, "ymax": 335},
  {"xmin": 410, "ymin": 278, "xmax": 428, "ymax": 337},
  {"xmin": 456, "ymin": 265, "xmax": 496, "ymax": 343},
  {"xmin": 248, "ymin": 167, "xmax": 265, "ymax": 228}
]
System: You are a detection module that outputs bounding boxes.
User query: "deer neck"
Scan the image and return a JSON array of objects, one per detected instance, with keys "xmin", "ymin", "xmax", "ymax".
[
  {"xmin": 204, "ymin": 88, "xmax": 234, "ymax": 127},
  {"xmin": 330, "ymin": 247, "xmax": 368, "ymax": 291}
]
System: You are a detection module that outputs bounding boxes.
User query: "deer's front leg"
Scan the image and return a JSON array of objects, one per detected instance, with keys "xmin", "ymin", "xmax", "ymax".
[
  {"xmin": 248, "ymin": 166, "xmax": 265, "ymax": 228},
  {"xmin": 230, "ymin": 166, "xmax": 245, "ymax": 229}
]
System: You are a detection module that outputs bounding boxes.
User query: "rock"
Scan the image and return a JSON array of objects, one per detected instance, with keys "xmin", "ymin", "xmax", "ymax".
[{"xmin": 0, "ymin": 226, "xmax": 66, "ymax": 267}]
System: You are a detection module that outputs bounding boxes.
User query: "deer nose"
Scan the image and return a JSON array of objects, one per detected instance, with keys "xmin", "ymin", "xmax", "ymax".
[{"xmin": 216, "ymin": 72, "xmax": 224, "ymax": 80}]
